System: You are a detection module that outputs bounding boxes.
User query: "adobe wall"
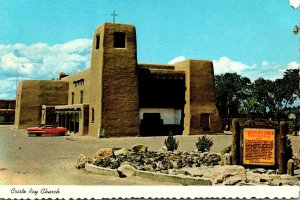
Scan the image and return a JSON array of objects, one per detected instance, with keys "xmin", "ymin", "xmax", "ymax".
[
  {"xmin": 15, "ymin": 80, "xmax": 68, "ymax": 128},
  {"xmin": 61, "ymin": 69, "xmax": 90, "ymax": 105},
  {"xmin": 175, "ymin": 60, "xmax": 222, "ymax": 135},
  {"xmin": 89, "ymin": 23, "xmax": 105, "ymax": 136},
  {"xmin": 89, "ymin": 22, "xmax": 140, "ymax": 137}
]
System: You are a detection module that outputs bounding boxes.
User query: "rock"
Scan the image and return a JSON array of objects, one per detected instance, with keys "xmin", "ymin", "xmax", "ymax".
[
  {"xmin": 94, "ymin": 148, "xmax": 114, "ymax": 159},
  {"xmin": 152, "ymin": 162, "xmax": 157, "ymax": 169},
  {"xmin": 114, "ymin": 148, "xmax": 131, "ymax": 156},
  {"xmin": 161, "ymin": 159, "xmax": 173, "ymax": 170},
  {"xmin": 157, "ymin": 146, "xmax": 168, "ymax": 152},
  {"xmin": 101, "ymin": 157, "xmax": 112, "ymax": 168},
  {"xmin": 94, "ymin": 158, "xmax": 103, "ymax": 166},
  {"xmin": 140, "ymin": 165, "xmax": 154, "ymax": 171},
  {"xmin": 76, "ymin": 154, "xmax": 92, "ymax": 169},
  {"xmin": 221, "ymin": 146, "xmax": 231, "ymax": 155},
  {"xmin": 184, "ymin": 171, "xmax": 191, "ymax": 176},
  {"xmin": 259, "ymin": 177, "xmax": 272, "ymax": 183},
  {"xmin": 111, "ymin": 159, "xmax": 122, "ymax": 169},
  {"xmin": 220, "ymin": 146, "xmax": 231, "ymax": 165},
  {"xmin": 266, "ymin": 169, "xmax": 275, "ymax": 174},
  {"xmin": 223, "ymin": 153, "xmax": 232, "ymax": 165},
  {"xmin": 212, "ymin": 165, "xmax": 246, "ymax": 185},
  {"xmin": 252, "ymin": 168, "xmax": 267, "ymax": 174},
  {"xmin": 155, "ymin": 161, "xmax": 164, "ymax": 171},
  {"xmin": 133, "ymin": 154, "xmax": 143, "ymax": 162},
  {"xmin": 117, "ymin": 163, "xmax": 136, "ymax": 178},
  {"xmin": 176, "ymin": 159, "xmax": 183, "ymax": 169},
  {"xmin": 154, "ymin": 154, "xmax": 165, "ymax": 162},
  {"xmin": 132, "ymin": 144, "xmax": 148, "ymax": 153},
  {"xmin": 143, "ymin": 158, "xmax": 152, "ymax": 165}
]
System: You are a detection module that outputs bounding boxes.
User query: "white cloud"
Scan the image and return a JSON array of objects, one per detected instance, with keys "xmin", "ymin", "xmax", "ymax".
[
  {"xmin": 0, "ymin": 78, "xmax": 18, "ymax": 99},
  {"xmin": 213, "ymin": 57, "xmax": 298, "ymax": 81},
  {"xmin": 289, "ymin": 0, "xmax": 300, "ymax": 9},
  {"xmin": 262, "ymin": 60, "xmax": 269, "ymax": 66},
  {"xmin": 168, "ymin": 56, "xmax": 186, "ymax": 64},
  {"xmin": 59, "ymin": 39, "xmax": 91, "ymax": 53},
  {"xmin": 0, "ymin": 39, "xmax": 92, "ymax": 99},
  {"xmin": 1, "ymin": 53, "xmax": 18, "ymax": 69},
  {"xmin": 213, "ymin": 56, "xmax": 254, "ymax": 74},
  {"xmin": 287, "ymin": 61, "xmax": 299, "ymax": 70}
]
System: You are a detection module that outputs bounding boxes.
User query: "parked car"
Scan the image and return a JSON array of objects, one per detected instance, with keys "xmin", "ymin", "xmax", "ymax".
[{"xmin": 27, "ymin": 125, "xmax": 68, "ymax": 136}]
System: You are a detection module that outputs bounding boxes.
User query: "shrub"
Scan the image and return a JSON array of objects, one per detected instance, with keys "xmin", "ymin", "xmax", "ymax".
[
  {"xmin": 164, "ymin": 132, "xmax": 179, "ymax": 152},
  {"xmin": 195, "ymin": 136, "xmax": 213, "ymax": 152}
]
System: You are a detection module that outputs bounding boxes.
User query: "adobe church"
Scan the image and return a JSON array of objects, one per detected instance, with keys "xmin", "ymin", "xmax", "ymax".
[{"xmin": 14, "ymin": 22, "xmax": 222, "ymax": 137}]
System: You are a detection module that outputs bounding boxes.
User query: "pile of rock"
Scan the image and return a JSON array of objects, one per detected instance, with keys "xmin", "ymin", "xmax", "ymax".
[
  {"xmin": 75, "ymin": 145, "xmax": 300, "ymax": 186},
  {"xmin": 88, "ymin": 145, "xmax": 221, "ymax": 173}
]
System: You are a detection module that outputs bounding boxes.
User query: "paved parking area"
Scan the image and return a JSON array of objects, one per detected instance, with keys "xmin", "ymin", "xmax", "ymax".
[{"xmin": 0, "ymin": 125, "xmax": 299, "ymax": 185}]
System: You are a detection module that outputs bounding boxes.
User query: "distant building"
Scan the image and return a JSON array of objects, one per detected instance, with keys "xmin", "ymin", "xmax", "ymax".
[
  {"xmin": 0, "ymin": 99, "xmax": 15, "ymax": 124},
  {"xmin": 15, "ymin": 22, "xmax": 222, "ymax": 137}
]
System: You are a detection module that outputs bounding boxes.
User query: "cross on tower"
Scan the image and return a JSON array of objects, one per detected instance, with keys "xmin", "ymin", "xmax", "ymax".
[{"xmin": 111, "ymin": 10, "xmax": 118, "ymax": 23}]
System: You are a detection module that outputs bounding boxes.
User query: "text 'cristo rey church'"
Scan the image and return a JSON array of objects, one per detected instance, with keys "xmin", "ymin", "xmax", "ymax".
[{"xmin": 14, "ymin": 22, "xmax": 222, "ymax": 137}]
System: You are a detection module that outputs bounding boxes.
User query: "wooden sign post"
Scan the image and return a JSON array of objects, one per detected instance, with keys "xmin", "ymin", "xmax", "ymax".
[{"xmin": 235, "ymin": 119, "xmax": 289, "ymax": 174}]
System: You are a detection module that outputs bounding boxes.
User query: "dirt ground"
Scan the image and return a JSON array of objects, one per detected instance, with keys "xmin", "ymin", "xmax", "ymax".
[{"xmin": 0, "ymin": 125, "xmax": 299, "ymax": 185}]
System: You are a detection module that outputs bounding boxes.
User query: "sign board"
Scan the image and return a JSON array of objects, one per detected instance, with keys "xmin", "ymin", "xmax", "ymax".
[{"xmin": 243, "ymin": 128, "xmax": 276, "ymax": 166}]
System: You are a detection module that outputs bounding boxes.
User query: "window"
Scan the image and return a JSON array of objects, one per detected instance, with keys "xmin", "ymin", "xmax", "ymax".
[
  {"xmin": 80, "ymin": 90, "xmax": 83, "ymax": 104},
  {"xmin": 71, "ymin": 92, "xmax": 74, "ymax": 104},
  {"xmin": 91, "ymin": 108, "xmax": 94, "ymax": 123},
  {"xmin": 96, "ymin": 34, "xmax": 100, "ymax": 49},
  {"xmin": 114, "ymin": 32, "xmax": 126, "ymax": 48}
]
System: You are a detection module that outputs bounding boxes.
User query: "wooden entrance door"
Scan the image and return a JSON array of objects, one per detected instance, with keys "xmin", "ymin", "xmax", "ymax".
[{"xmin": 201, "ymin": 113, "xmax": 210, "ymax": 131}]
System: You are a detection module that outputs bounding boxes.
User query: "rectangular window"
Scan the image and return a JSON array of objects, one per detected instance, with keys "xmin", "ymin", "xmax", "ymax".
[
  {"xmin": 114, "ymin": 32, "xmax": 126, "ymax": 48},
  {"xmin": 71, "ymin": 92, "xmax": 74, "ymax": 104},
  {"xmin": 91, "ymin": 108, "xmax": 94, "ymax": 123},
  {"xmin": 96, "ymin": 34, "xmax": 100, "ymax": 49},
  {"xmin": 80, "ymin": 90, "xmax": 83, "ymax": 104}
]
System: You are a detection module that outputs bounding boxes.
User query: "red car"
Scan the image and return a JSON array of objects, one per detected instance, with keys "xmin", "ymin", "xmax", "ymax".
[{"xmin": 27, "ymin": 125, "xmax": 68, "ymax": 136}]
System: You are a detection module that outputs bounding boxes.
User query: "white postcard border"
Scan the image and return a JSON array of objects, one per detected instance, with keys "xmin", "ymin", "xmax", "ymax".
[{"xmin": 0, "ymin": 185, "xmax": 299, "ymax": 199}]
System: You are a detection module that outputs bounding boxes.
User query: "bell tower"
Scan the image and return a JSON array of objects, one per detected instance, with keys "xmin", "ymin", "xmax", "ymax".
[{"xmin": 89, "ymin": 22, "xmax": 140, "ymax": 137}]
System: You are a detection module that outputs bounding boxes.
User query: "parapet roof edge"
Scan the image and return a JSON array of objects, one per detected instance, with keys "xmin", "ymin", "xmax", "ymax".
[
  {"xmin": 138, "ymin": 63, "xmax": 174, "ymax": 67},
  {"xmin": 95, "ymin": 22, "xmax": 135, "ymax": 29}
]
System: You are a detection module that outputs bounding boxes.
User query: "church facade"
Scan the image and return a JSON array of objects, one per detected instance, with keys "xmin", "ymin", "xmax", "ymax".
[{"xmin": 15, "ymin": 22, "xmax": 222, "ymax": 137}]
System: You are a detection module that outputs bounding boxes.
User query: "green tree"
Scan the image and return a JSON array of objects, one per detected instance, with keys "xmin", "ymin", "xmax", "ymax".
[
  {"xmin": 215, "ymin": 73, "xmax": 251, "ymax": 120},
  {"xmin": 252, "ymin": 69, "xmax": 299, "ymax": 120},
  {"xmin": 215, "ymin": 69, "xmax": 299, "ymax": 124},
  {"xmin": 281, "ymin": 69, "xmax": 299, "ymax": 107},
  {"xmin": 252, "ymin": 78, "xmax": 275, "ymax": 117},
  {"xmin": 238, "ymin": 97, "xmax": 264, "ymax": 118}
]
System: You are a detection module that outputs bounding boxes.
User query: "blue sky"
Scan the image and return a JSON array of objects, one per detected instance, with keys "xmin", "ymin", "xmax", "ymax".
[{"xmin": 0, "ymin": 0, "xmax": 299, "ymax": 99}]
